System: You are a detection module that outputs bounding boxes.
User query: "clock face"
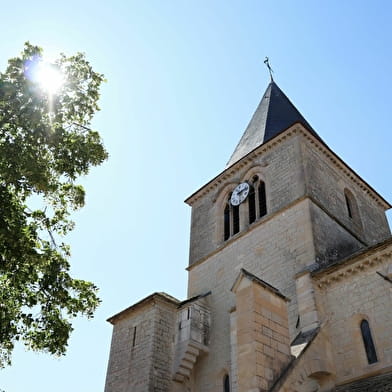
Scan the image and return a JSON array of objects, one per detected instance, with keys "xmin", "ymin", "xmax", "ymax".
[{"xmin": 230, "ymin": 182, "xmax": 250, "ymax": 206}]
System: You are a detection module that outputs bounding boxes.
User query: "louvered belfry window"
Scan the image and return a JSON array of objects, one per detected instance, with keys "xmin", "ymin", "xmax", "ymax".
[
  {"xmin": 248, "ymin": 185, "xmax": 256, "ymax": 224},
  {"xmin": 224, "ymin": 204, "xmax": 230, "ymax": 241},
  {"xmin": 224, "ymin": 177, "xmax": 268, "ymax": 241},
  {"xmin": 232, "ymin": 205, "xmax": 240, "ymax": 235},
  {"xmin": 223, "ymin": 194, "xmax": 240, "ymax": 241},
  {"xmin": 250, "ymin": 175, "xmax": 267, "ymax": 221},
  {"xmin": 258, "ymin": 180, "xmax": 267, "ymax": 217}
]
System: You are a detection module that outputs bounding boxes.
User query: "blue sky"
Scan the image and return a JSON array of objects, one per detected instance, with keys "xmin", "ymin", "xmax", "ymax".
[{"xmin": 1, "ymin": 1, "xmax": 392, "ymax": 391}]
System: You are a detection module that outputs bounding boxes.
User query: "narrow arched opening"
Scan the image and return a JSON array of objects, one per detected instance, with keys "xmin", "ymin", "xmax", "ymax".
[
  {"xmin": 232, "ymin": 204, "xmax": 240, "ymax": 235},
  {"xmin": 344, "ymin": 189, "xmax": 361, "ymax": 228},
  {"xmin": 223, "ymin": 374, "xmax": 230, "ymax": 392},
  {"xmin": 360, "ymin": 319, "xmax": 378, "ymax": 364},
  {"xmin": 223, "ymin": 193, "xmax": 240, "ymax": 241},
  {"xmin": 224, "ymin": 204, "xmax": 230, "ymax": 241},
  {"xmin": 258, "ymin": 180, "xmax": 267, "ymax": 218},
  {"xmin": 344, "ymin": 190, "xmax": 354, "ymax": 219},
  {"xmin": 248, "ymin": 184, "xmax": 256, "ymax": 224}
]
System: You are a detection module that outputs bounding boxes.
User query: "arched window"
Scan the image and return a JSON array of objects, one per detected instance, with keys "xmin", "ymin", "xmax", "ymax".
[
  {"xmin": 248, "ymin": 184, "xmax": 256, "ymax": 224},
  {"xmin": 249, "ymin": 175, "xmax": 267, "ymax": 220},
  {"xmin": 223, "ymin": 374, "xmax": 230, "ymax": 392},
  {"xmin": 224, "ymin": 204, "xmax": 230, "ymax": 241},
  {"xmin": 360, "ymin": 319, "xmax": 378, "ymax": 364},
  {"xmin": 258, "ymin": 180, "xmax": 267, "ymax": 218},
  {"xmin": 223, "ymin": 176, "xmax": 267, "ymax": 240},
  {"xmin": 345, "ymin": 190, "xmax": 353, "ymax": 219},
  {"xmin": 232, "ymin": 205, "xmax": 240, "ymax": 235},
  {"xmin": 223, "ymin": 194, "xmax": 240, "ymax": 241},
  {"xmin": 344, "ymin": 189, "xmax": 361, "ymax": 228}
]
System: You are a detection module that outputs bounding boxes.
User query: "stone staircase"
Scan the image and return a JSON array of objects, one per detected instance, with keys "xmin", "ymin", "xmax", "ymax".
[
  {"xmin": 172, "ymin": 301, "xmax": 210, "ymax": 383},
  {"xmin": 172, "ymin": 341, "xmax": 209, "ymax": 382}
]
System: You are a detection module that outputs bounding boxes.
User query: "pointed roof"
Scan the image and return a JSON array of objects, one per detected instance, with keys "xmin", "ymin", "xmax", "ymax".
[
  {"xmin": 231, "ymin": 268, "xmax": 290, "ymax": 301},
  {"xmin": 226, "ymin": 81, "xmax": 321, "ymax": 167}
]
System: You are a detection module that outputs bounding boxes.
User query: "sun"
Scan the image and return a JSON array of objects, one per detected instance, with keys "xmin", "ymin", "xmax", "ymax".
[
  {"xmin": 25, "ymin": 58, "xmax": 64, "ymax": 95},
  {"xmin": 35, "ymin": 62, "xmax": 64, "ymax": 95}
]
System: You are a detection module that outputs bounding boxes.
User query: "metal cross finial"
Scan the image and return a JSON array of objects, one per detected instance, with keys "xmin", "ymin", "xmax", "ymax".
[{"xmin": 264, "ymin": 57, "xmax": 274, "ymax": 82}]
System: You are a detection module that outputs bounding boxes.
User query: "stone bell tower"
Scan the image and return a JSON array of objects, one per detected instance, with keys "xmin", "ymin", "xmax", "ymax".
[
  {"xmin": 183, "ymin": 80, "xmax": 390, "ymax": 391},
  {"xmin": 104, "ymin": 78, "xmax": 391, "ymax": 392}
]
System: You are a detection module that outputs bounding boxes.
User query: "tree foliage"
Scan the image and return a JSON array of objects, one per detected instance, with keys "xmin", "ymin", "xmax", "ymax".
[{"xmin": 0, "ymin": 43, "xmax": 108, "ymax": 367}]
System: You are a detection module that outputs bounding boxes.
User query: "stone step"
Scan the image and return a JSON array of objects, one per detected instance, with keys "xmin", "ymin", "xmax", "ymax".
[
  {"xmin": 178, "ymin": 365, "xmax": 191, "ymax": 377},
  {"xmin": 186, "ymin": 346, "xmax": 200, "ymax": 356},
  {"xmin": 173, "ymin": 374, "xmax": 185, "ymax": 383},
  {"xmin": 183, "ymin": 352, "xmax": 197, "ymax": 363},
  {"xmin": 180, "ymin": 358, "xmax": 195, "ymax": 370},
  {"xmin": 173, "ymin": 341, "xmax": 206, "ymax": 382}
]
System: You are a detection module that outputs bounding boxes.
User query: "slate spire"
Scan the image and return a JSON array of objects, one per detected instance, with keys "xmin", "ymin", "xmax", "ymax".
[{"xmin": 226, "ymin": 81, "xmax": 320, "ymax": 167}]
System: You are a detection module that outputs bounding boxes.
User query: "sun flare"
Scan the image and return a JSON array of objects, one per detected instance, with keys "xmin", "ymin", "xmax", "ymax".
[
  {"xmin": 35, "ymin": 62, "xmax": 64, "ymax": 94},
  {"xmin": 26, "ymin": 58, "xmax": 64, "ymax": 95}
]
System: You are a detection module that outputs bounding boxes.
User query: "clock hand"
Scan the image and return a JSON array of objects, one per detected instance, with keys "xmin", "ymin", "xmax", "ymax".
[{"xmin": 239, "ymin": 188, "xmax": 247, "ymax": 195}]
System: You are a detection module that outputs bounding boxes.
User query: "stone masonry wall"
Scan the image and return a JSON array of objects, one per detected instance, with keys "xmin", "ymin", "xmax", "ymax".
[
  {"xmin": 151, "ymin": 302, "xmax": 178, "ymax": 392},
  {"xmin": 187, "ymin": 198, "xmax": 316, "ymax": 392},
  {"xmin": 309, "ymin": 201, "xmax": 363, "ymax": 267},
  {"xmin": 229, "ymin": 311, "xmax": 238, "ymax": 392},
  {"xmin": 188, "ymin": 134, "xmax": 306, "ymax": 266},
  {"xmin": 314, "ymin": 250, "xmax": 392, "ymax": 385},
  {"xmin": 234, "ymin": 277, "xmax": 291, "ymax": 392},
  {"xmin": 105, "ymin": 298, "xmax": 177, "ymax": 392},
  {"xmin": 185, "ymin": 127, "xmax": 391, "ymax": 391},
  {"xmin": 272, "ymin": 328, "xmax": 336, "ymax": 392},
  {"xmin": 105, "ymin": 306, "xmax": 155, "ymax": 392},
  {"xmin": 302, "ymin": 136, "xmax": 390, "ymax": 246}
]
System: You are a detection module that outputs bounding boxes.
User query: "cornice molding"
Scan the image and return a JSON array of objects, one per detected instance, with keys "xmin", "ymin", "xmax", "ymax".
[{"xmin": 314, "ymin": 243, "xmax": 392, "ymax": 289}]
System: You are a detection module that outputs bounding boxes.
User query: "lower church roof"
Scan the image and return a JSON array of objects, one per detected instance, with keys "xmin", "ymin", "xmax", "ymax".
[
  {"xmin": 333, "ymin": 372, "xmax": 392, "ymax": 392},
  {"xmin": 311, "ymin": 236, "xmax": 392, "ymax": 276}
]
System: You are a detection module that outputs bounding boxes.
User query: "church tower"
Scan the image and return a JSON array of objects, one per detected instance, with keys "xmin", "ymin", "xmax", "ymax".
[
  {"xmin": 184, "ymin": 80, "xmax": 390, "ymax": 391},
  {"xmin": 105, "ymin": 79, "xmax": 392, "ymax": 392}
]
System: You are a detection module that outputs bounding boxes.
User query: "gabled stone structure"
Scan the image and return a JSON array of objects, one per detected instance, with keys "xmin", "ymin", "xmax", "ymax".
[{"xmin": 104, "ymin": 80, "xmax": 392, "ymax": 392}]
